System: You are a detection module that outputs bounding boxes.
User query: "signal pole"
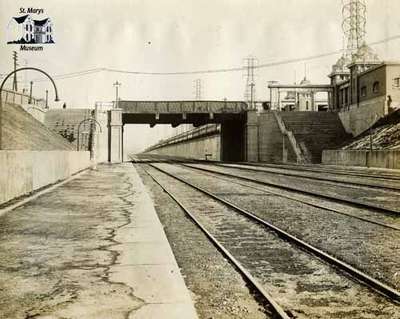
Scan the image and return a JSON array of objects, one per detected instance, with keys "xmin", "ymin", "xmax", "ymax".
[
  {"xmin": 113, "ymin": 81, "xmax": 121, "ymax": 108},
  {"xmin": 12, "ymin": 51, "xmax": 18, "ymax": 91}
]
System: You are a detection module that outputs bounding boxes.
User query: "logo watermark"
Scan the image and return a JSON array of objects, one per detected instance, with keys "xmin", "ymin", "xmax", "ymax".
[{"xmin": 7, "ymin": 7, "xmax": 55, "ymax": 51}]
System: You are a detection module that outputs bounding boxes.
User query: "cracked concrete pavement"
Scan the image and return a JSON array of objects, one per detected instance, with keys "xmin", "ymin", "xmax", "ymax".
[{"xmin": 0, "ymin": 163, "xmax": 198, "ymax": 319}]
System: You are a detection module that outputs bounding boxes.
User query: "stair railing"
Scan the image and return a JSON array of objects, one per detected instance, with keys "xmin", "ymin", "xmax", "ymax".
[{"xmin": 272, "ymin": 111, "xmax": 310, "ymax": 164}]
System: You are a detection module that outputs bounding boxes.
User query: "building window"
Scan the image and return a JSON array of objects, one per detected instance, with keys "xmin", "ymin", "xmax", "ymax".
[
  {"xmin": 360, "ymin": 86, "xmax": 367, "ymax": 97},
  {"xmin": 373, "ymin": 81, "xmax": 380, "ymax": 94},
  {"xmin": 393, "ymin": 77, "xmax": 400, "ymax": 88},
  {"xmin": 306, "ymin": 101, "xmax": 309, "ymax": 110}
]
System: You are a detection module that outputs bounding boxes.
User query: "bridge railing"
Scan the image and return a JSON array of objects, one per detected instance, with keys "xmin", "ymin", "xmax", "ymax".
[
  {"xmin": 119, "ymin": 100, "xmax": 248, "ymax": 113},
  {"xmin": 94, "ymin": 101, "xmax": 114, "ymax": 111}
]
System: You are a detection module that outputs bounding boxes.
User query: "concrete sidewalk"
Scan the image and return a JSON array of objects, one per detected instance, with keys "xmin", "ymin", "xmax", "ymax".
[{"xmin": 0, "ymin": 163, "xmax": 198, "ymax": 319}]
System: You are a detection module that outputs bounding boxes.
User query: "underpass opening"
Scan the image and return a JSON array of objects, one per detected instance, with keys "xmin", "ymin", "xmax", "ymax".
[
  {"xmin": 117, "ymin": 100, "xmax": 248, "ymax": 162},
  {"xmin": 121, "ymin": 112, "xmax": 246, "ymax": 162}
]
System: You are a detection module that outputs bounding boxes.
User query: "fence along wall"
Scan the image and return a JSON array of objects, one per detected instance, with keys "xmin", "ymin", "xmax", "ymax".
[
  {"xmin": 1, "ymin": 89, "xmax": 46, "ymax": 107},
  {"xmin": 2, "ymin": 89, "xmax": 47, "ymax": 123},
  {"xmin": 0, "ymin": 150, "xmax": 91, "ymax": 205}
]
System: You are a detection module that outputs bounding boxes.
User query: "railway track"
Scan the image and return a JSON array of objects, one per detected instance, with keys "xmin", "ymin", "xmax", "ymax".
[
  {"xmin": 215, "ymin": 163, "xmax": 400, "ymax": 191},
  {"xmin": 237, "ymin": 162, "xmax": 400, "ymax": 181},
  {"xmin": 180, "ymin": 163, "xmax": 400, "ymax": 231},
  {"xmin": 181, "ymin": 162, "xmax": 400, "ymax": 214},
  {"xmin": 149, "ymin": 162, "xmax": 400, "ymax": 290},
  {"xmin": 140, "ymin": 162, "xmax": 400, "ymax": 318},
  {"xmin": 132, "ymin": 154, "xmax": 400, "ymax": 183}
]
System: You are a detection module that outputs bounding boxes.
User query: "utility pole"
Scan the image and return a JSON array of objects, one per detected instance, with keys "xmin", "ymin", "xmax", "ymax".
[
  {"xmin": 113, "ymin": 81, "xmax": 121, "ymax": 108},
  {"xmin": 23, "ymin": 59, "xmax": 28, "ymax": 94},
  {"xmin": 29, "ymin": 81, "xmax": 33, "ymax": 104},
  {"xmin": 12, "ymin": 51, "xmax": 18, "ymax": 91},
  {"xmin": 45, "ymin": 89, "xmax": 48, "ymax": 108}
]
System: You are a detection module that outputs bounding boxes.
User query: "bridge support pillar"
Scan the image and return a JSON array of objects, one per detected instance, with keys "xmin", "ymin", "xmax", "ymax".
[
  {"xmin": 108, "ymin": 109, "xmax": 123, "ymax": 163},
  {"xmin": 245, "ymin": 110, "xmax": 259, "ymax": 162}
]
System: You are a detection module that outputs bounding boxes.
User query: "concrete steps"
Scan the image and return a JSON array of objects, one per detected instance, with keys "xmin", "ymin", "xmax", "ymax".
[
  {"xmin": 45, "ymin": 109, "xmax": 94, "ymax": 148},
  {"xmin": 280, "ymin": 112, "xmax": 351, "ymax": 163}
]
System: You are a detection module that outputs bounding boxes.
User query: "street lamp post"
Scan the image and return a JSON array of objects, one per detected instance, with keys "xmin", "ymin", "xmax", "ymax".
[
  {"xmin": 76, "ymin": 117, "xmax": 102, "ymax": 151},
  {"xmin": 0, "ymin": 67, "xmax": 60, "ymax": 149},
  {"xmin": 76, "ymin": 117, "xmax": 102, "ymax": 169}
]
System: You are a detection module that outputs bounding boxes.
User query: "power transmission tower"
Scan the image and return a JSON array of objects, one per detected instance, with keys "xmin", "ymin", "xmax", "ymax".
[
  {"xmin": 12, "ymin": 51, "xmax": 18, "ymax": 91},
  {"xmin": 113, "ymin": 81, "xmax": 121, "ymax": 108},
  {"xmin": 342, "ymin": 0, "xmax": 366, "ymax": 59},
  {"xmin": 243, "ymin": 56, "xmax": 257, "ymax": 109},
  {"xmin": 194, "ymin": 79, "xmax": 202, "ymax": 100}
]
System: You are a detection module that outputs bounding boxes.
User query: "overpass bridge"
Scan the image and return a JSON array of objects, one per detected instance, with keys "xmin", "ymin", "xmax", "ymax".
[
  {"xmin": 119, "ymin": 100, "xmax": 247, "ymax": 125},
  {"xmin": 108, "ymin": 100, "xmax": 249, "ymax": 162}
]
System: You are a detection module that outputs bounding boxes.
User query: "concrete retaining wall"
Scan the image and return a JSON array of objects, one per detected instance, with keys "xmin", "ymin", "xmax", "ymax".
[
  {"xmin": 0, "ymin": 151, "xmax": 91, "ymax": 205},
  {"xmin": 338, "ymin": 96, "xmax": 387, "ymax": 137},
  {"xmin": 149, "ymin": 134, "xmax": 220, "ymax": 160},
  {"xmin": 322, "ymin": 149, "xmax": 400, "ymax": 169}
]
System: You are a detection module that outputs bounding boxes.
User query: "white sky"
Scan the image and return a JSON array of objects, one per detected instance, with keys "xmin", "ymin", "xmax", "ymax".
[{"xmin": 1, "ymin": 0, "xmax": 400, "ymax": 153}]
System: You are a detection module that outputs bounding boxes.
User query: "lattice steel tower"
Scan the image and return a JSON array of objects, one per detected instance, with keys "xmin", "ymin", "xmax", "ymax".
[
  {"xmin": 342, "ymin": 0, "xmax": 367, "ymax": 59},
  {"xmin": 194, "ymin": 79, "xmax": 202, "ymax": 100},
  {"xmin": 243, "ymin": 56, "xmax": 257, "ymax": 108}
]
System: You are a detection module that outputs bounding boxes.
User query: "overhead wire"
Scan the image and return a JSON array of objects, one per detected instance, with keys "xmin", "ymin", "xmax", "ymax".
[{"xmin": 3, "ymin": 33, "xmax": 400, "ymax": 83}]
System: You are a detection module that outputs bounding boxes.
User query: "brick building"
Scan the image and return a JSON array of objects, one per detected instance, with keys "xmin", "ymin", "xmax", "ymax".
[{"xmin": 329, "ymin": 43, "xmax": 400, "ymax": 135}]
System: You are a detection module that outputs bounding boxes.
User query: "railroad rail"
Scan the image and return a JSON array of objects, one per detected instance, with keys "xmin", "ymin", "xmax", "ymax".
[
  {"xmin": 179, "ymin": 163, "xmax": 400, "ymax": 231},
  {"xmin": 179, "ymin": 163, "xmax": 400, "ymax": 214},
  {"xmin": 142, "ymin": 166, "xmax": 289, "ymax": 319},
  {"xmin": 237, "ymin": 162, "xmax": 400, "ymax": 181},
  {"xmin": 215, "ymin": 162, "xmax": 400, "ymax": 191},
  {"xmin": 139, "ymin": 161, "xmax": 400, "ymax": 318}
]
